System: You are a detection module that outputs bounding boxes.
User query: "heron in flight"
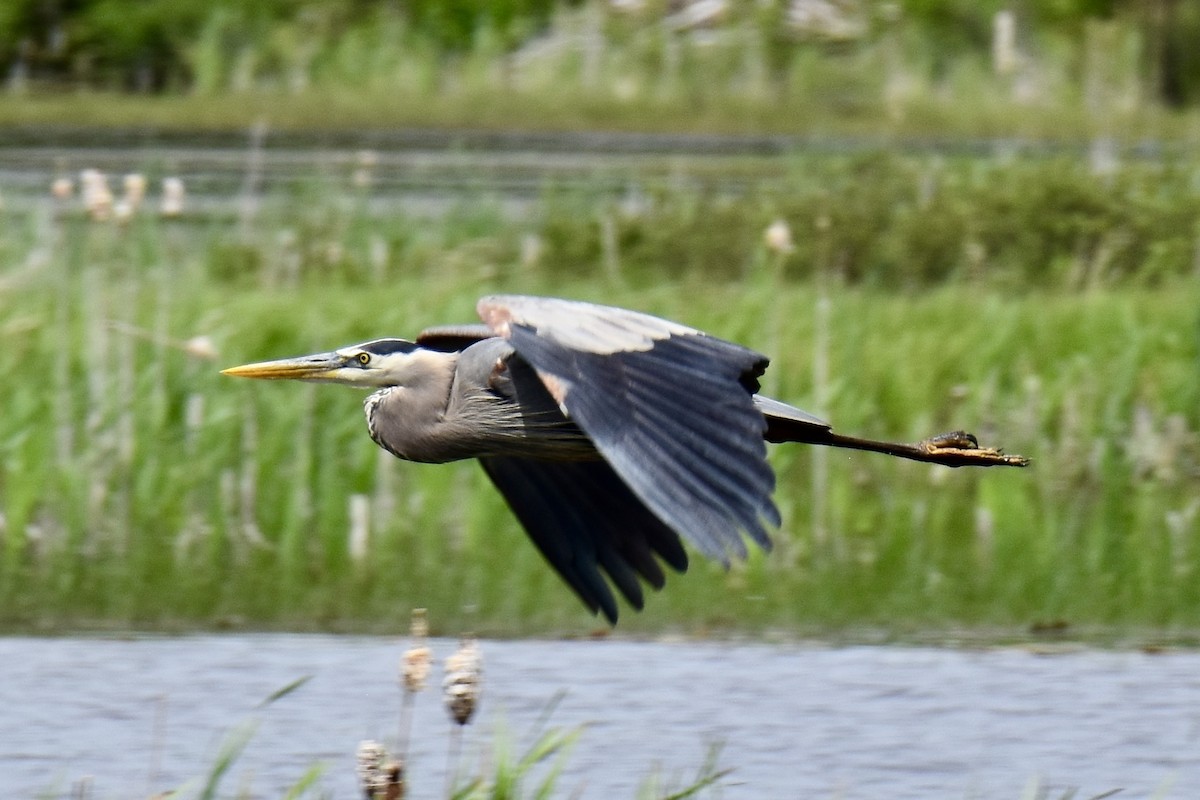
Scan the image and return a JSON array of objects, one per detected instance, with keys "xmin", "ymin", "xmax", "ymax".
[{"xmin": 223, "ymin": 295, "xmax": 1027, "ymax": 622}]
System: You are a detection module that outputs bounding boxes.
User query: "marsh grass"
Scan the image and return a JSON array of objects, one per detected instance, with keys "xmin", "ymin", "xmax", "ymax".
[
  {"xmin": 4, "ymin": 3, "xmax": 1199, "ymax": 142},
  {"xmin": 0, "ymin": 152, "xmax": 1198, "ymax": 638}
]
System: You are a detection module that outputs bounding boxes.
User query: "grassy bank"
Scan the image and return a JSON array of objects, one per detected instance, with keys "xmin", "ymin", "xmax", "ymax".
[
  {"xmin": 3, "ymin": 80, "xmax": 1191, "ymax": 143},
  {"xmin": 0, "ymin": 153, "xmax": 1198, "ymax": 639},
  {"xmin": 3, "ymin": 3, "xmax": 1200, "ymax": 142}
]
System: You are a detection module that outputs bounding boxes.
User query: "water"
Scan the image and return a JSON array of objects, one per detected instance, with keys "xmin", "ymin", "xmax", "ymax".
[
  {"xmin": 3, "ymin": 634, "xmax": 1198, "ymax": 799},
  {"xmin": 0, "ymin": 128, "xmax": 1170, "ymax": 219}
]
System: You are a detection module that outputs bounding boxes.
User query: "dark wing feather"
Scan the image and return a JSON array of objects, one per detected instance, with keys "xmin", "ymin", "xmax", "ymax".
[
  {"xmin": 479, "ymin": 456, "xmax": 688, "ymax": 623},
  {"xmin": 477, "ymin": 295, "xmax": 778, "ymax": 564},
  {"xmin": 416, "ymin": 324, "xmax": 496, "ymax": 353}
]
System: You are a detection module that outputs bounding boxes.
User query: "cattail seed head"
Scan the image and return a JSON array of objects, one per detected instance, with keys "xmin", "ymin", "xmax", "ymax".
[
  {"xmin": 183, "ymin": 335, "xmax": 219, "ymax": 361},
  {"xmin": 401, "ymin": 645, "xmax": 431, "ymax": 693},
  {"xmin": 113, "ymin": 198, "xmax": 134, "ymax": 225},
  {"xmin": 520, "ymin": 233, "xmax": 543, "ymax": 268},
  {"xmin": 379, "ymin": 759, "xmax": 404, "ymax": 800},
  {"xmin": 356, "ymin": 739, "xmax": 386, "ymax": 797},
  {"xmin": 353, "ymin": 150, "xmax": 378, "ymax": 189},
  {"xmin": 400, "ymin": 608, "xmax": 431, "ymax": 692},
  {"xmin": 123, "ymin": 173, "xmax": 147, "ymax": 209},
  {"xmin": 161, "ymin": 176, "xmax": 185, "ymax": 218},
  {"xmin": 51, "ymin": 177, "xmax": 73, "ymax": 201},
  {"xmin": 442, "ymin": 637, "xmax": 482, "ymax": 726},
  {"xmin": 81, "ymin": 169, "xmax": 113, "ymax": 221},
  {"xmin": 992, "ymin": 10, "xmax": 1018, "ymax": 77},
  {"xmin": 356, "ymin": 740, "xmax": 404, "ymax": 799},
  {"xmin": 764, "ymin": 219, "xmax": 795, "ymax": 254},
  {"xmin": 409, "ymin": 607, "xmax": 428, "ymax": 638}
]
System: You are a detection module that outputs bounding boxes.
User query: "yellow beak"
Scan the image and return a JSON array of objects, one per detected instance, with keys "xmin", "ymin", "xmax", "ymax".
[{"xmin": 221, "ymin": 353, "xmax": 346, "ymax": 381}]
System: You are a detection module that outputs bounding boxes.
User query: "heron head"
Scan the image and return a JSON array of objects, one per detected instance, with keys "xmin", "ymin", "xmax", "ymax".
[{"xmin": 221, "ymin": 338, "xmax": 426, "ymax": 388}]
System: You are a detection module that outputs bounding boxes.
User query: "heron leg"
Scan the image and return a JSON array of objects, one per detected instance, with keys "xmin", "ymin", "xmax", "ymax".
[{"xmin": 812, "ymin": 429, "xmax": 1030, "ymax": 468}]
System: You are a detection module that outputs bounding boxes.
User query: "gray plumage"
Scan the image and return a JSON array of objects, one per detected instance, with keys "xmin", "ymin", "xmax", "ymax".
[{"xmin": 223, "ymin": 294, "xmax": 1028, "ymax": 623}]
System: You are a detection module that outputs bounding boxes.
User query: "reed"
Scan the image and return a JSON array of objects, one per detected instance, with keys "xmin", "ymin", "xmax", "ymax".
[
  {"xmin": 5, "ymin": 3, "xmax": 1198, "ymax": 141},
  {"xmin": 354, "ymin": 624, "xmax": 727, "ymax": 800},
  {"xmin": 0, "ymin": 154, "xmax": 1197, "ymax": 639}
]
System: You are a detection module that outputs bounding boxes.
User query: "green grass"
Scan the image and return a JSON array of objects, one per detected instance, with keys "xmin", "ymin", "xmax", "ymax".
[
  {"xmin": 1, "ymin": 153, "xmax": 1198, "ymax": 640},
  {"xmin": 3, "ymin": 4, "xmax": 1198, "ymax": 142},
  {"xmin": 5, "ymin": 81, "xmax": 1188, "ymax": 142}
]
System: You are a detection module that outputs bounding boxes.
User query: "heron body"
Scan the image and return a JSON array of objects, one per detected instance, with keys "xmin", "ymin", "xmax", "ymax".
[
  {"xmin": 223, "ymin": 295, "xmax": 1027, "ymax": 622},
  {"xmin": 366, "ymin": 337, "xmax": 595, "ymax": 464}
]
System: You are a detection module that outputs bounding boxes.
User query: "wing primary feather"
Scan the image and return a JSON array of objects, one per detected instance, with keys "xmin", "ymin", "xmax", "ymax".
[
  {"xmin": 624, "ymin": 376, "xmax": 774, "ymax": 478},
  {"xmin": 620, "ymin": 385, "xmax": 779, "ymax": 525},
  {"xmin": 604, "ymin": 446, "xmax": 761, "ymax": 562},
  {"xmin": 479, "ymin": 457, "xmax": 614, "ymax": 620},
  {"xmin": 478, "ymin": 456, "xmax": 689, "ymax": 622},
  {"xmin": 625, "ymin": 401, "xmax": 772, "ymax": 522}
]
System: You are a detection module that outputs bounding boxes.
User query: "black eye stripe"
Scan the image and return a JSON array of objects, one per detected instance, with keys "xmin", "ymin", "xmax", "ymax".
[{"xmin": 357, "ymin": 338, "xmax": 418, "ymax": 356}]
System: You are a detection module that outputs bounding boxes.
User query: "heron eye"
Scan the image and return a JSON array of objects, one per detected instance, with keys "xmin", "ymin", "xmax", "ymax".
[{"xmin": 357, "ymin": 352, "xmax": 371, "ymax": 366}]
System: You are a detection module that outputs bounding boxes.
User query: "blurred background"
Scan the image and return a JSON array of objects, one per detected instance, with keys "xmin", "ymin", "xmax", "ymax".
[{"xmin": 2, "ymin": 1, "xmax": 1200, "ymax": 797}]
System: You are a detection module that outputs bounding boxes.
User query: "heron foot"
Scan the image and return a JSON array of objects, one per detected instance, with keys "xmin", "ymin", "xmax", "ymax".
[
  {"xmin": 924, "ymin": 430, "xmax": 979, "ymax": 450},
  {"xmin": 918, "ymin": 430, "xmax": 1031, "ymax": 468}
]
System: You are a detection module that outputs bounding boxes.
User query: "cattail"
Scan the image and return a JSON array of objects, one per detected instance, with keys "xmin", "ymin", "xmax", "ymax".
[
  {"xmin": 356, "ymin": 740, "xmax": 384, "ymax": 792},
  {"xmin": 764, "ymin": 219, "xmax": 795, "ymax": 254},
  {"xmin": 348, "ymin": 494, "xmax": 371, "ymax": 562},
  {"xmin": 379, "ymin": 760, "xmax": 404, "ymax": 800},
  {"xmin": 160, "ymin": 177, "xmax": 185, "ymax": 218},
  {"xmin": 79, "ymin": 168, "xmax": 100, "ymax": 196},
  {"xmin": 992, "ymin": 10, "xmax": 1017, "ymax": 77},
  {"xmin": 81, "ymin": 169, "xmax": 113, "ymax": 221},
  {"xmin": 356, "ymin": 740, "xmax": 404, "ymax": 800},
  {"xmin": 397, "ymin": 609, "xmax": 431, "ymax": 760},
  {"xmin": 520, "ymin": 233, "xmax": 543, "ymax": 269},
  {"xmin": 113, "ymin": 198, "xmax": 134, "ymax": 226},
  {"xmin": 442, "ymin": 637, "xmax": 482, "ymax": 798},
  {"xmin": 442, "ymin": 637, "xmax": 482, "ymax": 726},
  {"xmin": 400, "ymin": 609, "xmax": 431, "ymax": 693},
  {"xmin": 123, "ymin": 173, "xmax": 147, "ymax": 210},
  {"xmin": 182, "ymin": 335, "xmax": 218, "ymax": 361},
  {"xmin": 51, "ymin": 177, "xmax": 73, "ymax": 201},
  {"xmin": 401, "ymin": 644, "xmax": 431, "ymax": 692},
  {"xmin": 353, "ymin": 149, "xmax": 378, "ymax": 189}
]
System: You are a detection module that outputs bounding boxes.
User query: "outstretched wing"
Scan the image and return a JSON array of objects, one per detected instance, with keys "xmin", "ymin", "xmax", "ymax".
[
  {"xmin": 479, "ymin": 456, "xmax": 688, "ymax": 624},
  {"xmin": 477, "ymin": 294, "xmax": 779, "ymax": 563}
]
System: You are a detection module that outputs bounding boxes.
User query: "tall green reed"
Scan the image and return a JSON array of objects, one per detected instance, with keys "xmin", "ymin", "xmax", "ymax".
[
  {"xmin": 7, "ymin": 3, "xmax": 1198, "ymax": 141},
  {"xmin": 0, "ymin": 156, "xmax": 1197, "ymax": 637}
]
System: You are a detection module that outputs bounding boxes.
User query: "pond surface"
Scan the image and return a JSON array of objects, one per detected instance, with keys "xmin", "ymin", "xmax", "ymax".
[
  {"xmin": 3, "ymin": 634, "xmax": 1198, "ymax": 799},
  {"xmin": 2, "ymin": 128, "xmax": 1162, "ymax": 218}
]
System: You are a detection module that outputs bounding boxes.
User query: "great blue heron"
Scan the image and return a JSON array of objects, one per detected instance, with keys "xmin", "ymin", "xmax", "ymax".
[{"xmin": 223, "ymin": 295, "xmax": 1027, "ymax": 622}]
